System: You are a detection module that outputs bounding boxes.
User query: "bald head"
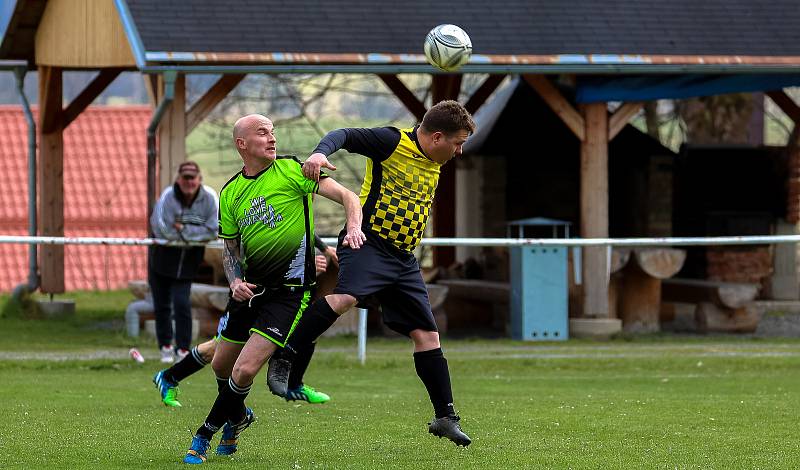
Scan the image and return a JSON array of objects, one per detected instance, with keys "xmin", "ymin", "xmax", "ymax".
[
  {"xmin": 232, "ymin": 114, "xmax": 277, "ymax": 167},
  {"xmin": 233, "ymin": 114, "xmax": 271, "ymax": 141}
]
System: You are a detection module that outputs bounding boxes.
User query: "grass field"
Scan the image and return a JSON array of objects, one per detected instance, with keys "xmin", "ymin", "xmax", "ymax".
[{"xmin": 1, "ymin": 292, "xmax": 800, "ymax": 468}]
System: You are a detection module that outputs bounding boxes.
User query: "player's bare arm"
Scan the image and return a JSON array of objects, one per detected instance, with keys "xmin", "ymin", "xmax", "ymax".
[
  {"xmin": 317, "ymin": 177, "xmax": 366, "ymax": 249},
  {"xmin": 223, "ymin": 237, "xmax": 257, "ymax": 301}
]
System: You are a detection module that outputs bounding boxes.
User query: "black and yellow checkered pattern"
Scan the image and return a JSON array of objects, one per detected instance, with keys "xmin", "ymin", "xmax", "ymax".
[{"xmin": 359, "ymin": 128, "xmax": 440, "ymax": 252}]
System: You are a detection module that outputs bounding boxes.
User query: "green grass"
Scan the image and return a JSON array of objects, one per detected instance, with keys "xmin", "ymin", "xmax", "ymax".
[{"xmin": 1, "ymin": 293, "xmax": 800, "ymax": 468}]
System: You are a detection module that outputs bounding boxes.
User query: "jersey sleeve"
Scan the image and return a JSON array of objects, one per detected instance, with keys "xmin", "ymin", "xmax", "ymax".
[
  {"xmin": 313, "ymin": 127, "xmax": 400, "ymax": 162},
  {"xmin": 217, "ymin": 187, "xmax": 239, "ymax": 239},
  {"xmin": 287, "ymin": 158, "xmax": 323, "ymax": 195}
]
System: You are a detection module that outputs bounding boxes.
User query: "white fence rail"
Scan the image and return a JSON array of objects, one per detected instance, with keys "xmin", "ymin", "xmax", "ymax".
[{"xmin": 2, "ymin": 234, "xmax": 800, "ymax": 248}]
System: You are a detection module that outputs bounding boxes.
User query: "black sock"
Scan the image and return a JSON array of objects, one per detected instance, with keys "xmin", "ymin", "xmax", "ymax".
[
  {"xmin": 165, "ymin": 346, "xmax": 208, "ymax": 383},
  {"xmin": 287, "ymin": 341, "xmax": 316, "ymax": 390},
  {"xmin": 286, "ymin": 298, "xmax": 339, "ymax": 354},
  {"xmin": 413, "ymin": 348, "xmax": 456, "ymax": 419},
  {"xmin": 216, "ymin": 376, "xmax": 228, "ymax": 393},
  {"xmin": 197, "ymin": 377, "xmax": 241, "ymax": 439},
  {"xmin": 195, "ymin": 378, "xmax": 251, "ymax": 439}
]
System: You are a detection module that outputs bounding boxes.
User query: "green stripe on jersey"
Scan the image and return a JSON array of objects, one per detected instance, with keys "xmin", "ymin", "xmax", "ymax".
[{"xmin": 219, "ymin": 157, "xmax": 319, "ymax": 287}]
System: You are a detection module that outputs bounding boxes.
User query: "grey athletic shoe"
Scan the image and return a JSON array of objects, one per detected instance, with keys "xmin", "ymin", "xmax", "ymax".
[
  {"xmin": 428, "ymin": 415, "xmax": 472, "ymax": 447},
  {"xmin": 266, "ymin": 356, "xmax": 291, "ymax": 398}
]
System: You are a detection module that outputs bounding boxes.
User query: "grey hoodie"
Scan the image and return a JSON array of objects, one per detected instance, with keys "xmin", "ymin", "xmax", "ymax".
[{"xmin": 149, "ymin": 184, "xmax": 218, "ymax": 279}]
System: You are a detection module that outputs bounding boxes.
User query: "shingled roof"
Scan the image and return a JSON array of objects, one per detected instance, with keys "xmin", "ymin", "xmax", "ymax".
[
  {"xmin": 3, "ymin": 0, "xmax": 800, "ymax": 70},
  {"xmin": 125, "ymin": 0, "xmax": 800, "ymax": 58},
  {"xmin": 0, "ymin": 105, "xmax": 149, "ymax": 292}
]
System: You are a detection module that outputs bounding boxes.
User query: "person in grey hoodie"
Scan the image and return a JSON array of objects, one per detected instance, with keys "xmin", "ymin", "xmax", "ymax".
[{"xmin": 149, "ymin": 161, "xmax": 219, "ymax": 363}]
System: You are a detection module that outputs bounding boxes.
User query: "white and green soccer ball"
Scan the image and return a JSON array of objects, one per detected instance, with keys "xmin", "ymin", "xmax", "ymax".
[{"xmin": 423, "ymin": 24, "xmax": 473, "ymax": 72}]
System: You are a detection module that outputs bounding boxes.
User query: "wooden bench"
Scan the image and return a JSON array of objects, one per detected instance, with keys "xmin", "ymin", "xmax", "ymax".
[
  {"xmin": 617, "ymin": 248, "xmax": 686, "ymax": 333},
  {"xmin": 436, "ymin": 279, "xmax": 510, "ymax": 333}
]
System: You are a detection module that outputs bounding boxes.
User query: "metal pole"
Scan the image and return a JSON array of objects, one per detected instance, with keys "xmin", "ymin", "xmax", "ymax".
[
  {"xmin": 11, "ymin": 65, "xmax": 39, "ymax": 302},
  {"xmin": 146, "ymin": 70, "xmax": 177, "ymax": 235},
  {"xmin": 357, "ymin": 308, "xmax": 368, "ymax": 365}
]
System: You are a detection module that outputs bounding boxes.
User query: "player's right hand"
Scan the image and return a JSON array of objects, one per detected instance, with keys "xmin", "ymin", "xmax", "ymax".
[
  {"xmin": 230, "ymin": 280, "xmax": 258, "ymax": 301},
  {"xmin": 303, "ymin": 152, "xmax": 336, "ymax": 182}
]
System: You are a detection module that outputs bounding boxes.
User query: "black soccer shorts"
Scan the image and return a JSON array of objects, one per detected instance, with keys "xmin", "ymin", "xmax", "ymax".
[
  {"xmin": 334, "ymin": 229, "xmax": 437, "ymax": 336},
  {"xmin": 217, "ymin": 287, "xmax": 312, "ymax": 347}
]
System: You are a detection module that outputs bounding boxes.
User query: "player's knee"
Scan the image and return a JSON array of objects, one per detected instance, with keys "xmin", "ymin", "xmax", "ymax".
[
  {"xmin": 232, "ymin": 361, "xmax": 258, "ymax": 384},
  {"xmin": 211, "ymin": 357, "xmax": 227, "ymax": 376},
  {"xmin": 326, "ymin": 293, "xmax": 357, "ymax": 313},
  {"xmin": 410, "ymin": 329, "xmax": 440, "ymax": 350},
  {"xmin": 198, "ymin": 340, "xmax": 216, "ymax": 362}
]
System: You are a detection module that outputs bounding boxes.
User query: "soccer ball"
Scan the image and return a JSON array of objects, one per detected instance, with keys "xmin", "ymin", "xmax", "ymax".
[{"xmin": 423, "ymin": 24, "xmax": 472, "ymax": 72}]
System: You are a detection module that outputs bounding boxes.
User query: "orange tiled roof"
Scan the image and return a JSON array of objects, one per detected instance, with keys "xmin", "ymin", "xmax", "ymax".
[{"xmin": 0, "ymin": 105, "xmax": 151, "ymax": 292}]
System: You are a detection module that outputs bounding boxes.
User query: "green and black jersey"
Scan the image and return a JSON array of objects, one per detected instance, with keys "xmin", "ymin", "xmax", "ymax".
[
  {"xmin": 218, "ymin": 156, "xmax": 324, "ymax": 288},
  {"xmin": 313, "ymin": 126, "xmax": 440, "ymax": 252}
]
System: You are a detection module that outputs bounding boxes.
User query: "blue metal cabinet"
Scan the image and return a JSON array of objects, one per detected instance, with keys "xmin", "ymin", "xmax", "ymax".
[{"xmin": 509, "ymin": 245, "xmax": 568, "ymax": 341}]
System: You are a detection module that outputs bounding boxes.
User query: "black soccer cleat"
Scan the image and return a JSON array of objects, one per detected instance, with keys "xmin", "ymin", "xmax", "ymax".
[
  {"xmin": 266, "ymin": 356, "xmax": 291, "ymax": 398},
  {"xmin": 428, "ymin": 415, "xmax": 472, "ymax": 447}
]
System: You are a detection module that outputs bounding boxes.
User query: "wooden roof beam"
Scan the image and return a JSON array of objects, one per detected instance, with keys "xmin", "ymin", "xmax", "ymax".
[
  {"xmin": 767, "ymin": 90, "xmax": 800, "ymax": 125},
  {"xmin": 186, "ymin": 74, "xmax": 246, "ymax": 134},
  {"xmin": 464, "ymin": 74, "xmax": 505, "ymax": 115},
  {"xmin": 523, "ymin": 74, "xmax": 585, "ymax": 141},
  {"xmin": 377, "ymin": 74, "xmax": 426, "ymax": 122},
  {"xmin": 63, "ymin": 69, "xmax": 123, "ymax": 128},
  {"xmin": 608, "ymin": 102, "xmax": 643, "ymax": 140}
]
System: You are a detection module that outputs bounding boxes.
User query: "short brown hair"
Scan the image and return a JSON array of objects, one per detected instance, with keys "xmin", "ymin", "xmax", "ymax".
[{"xmin": 420, "ymin": 100, "xmax": 476, "ymax": 136}]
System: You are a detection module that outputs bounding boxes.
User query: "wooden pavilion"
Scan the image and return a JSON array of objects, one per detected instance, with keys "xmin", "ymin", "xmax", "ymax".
[{"xmin": 4, "ymin": 0, "xmax": 800, "ymax": 335}]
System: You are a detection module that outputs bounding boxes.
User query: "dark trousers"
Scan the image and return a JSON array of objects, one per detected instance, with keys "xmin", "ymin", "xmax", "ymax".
[{"xmin": 149, "ymin": 271, "xmax": 193, "ymax": 351}]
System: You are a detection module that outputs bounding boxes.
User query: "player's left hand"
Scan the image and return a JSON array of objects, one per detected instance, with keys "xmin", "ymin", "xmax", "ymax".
[
  {"xmin": 341, "ymin": 226, "xmax": 366, "ymax": 250},
  {"xmin": 303, "ymin": 152, "xmax": 336, "ymax": 182},
  {"xmin": 323, "ymin": 245, "xmax": 339, "ymax": 267},
  {"xmin": 314, "ymin": 254, "xmax": 328, "ymax": 275}
]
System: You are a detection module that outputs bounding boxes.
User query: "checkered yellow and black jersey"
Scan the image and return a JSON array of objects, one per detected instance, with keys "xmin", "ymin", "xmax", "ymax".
[{"xmin": 313, "ymin": 126, "xmax": 441, "ymax": 252}]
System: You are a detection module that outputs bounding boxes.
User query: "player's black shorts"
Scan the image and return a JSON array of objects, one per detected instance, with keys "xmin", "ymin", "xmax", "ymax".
[
  {"xmin": 334, "ymin": 229, "xmax": 437, "ymax": 336},
  {"xmin": 216, "ymin": 287, "xmax": 312, "ymax": 347}
]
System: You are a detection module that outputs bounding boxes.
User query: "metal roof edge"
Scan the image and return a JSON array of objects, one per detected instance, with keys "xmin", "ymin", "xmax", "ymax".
[
  {"xmin": 0, "ymin": 60, "xmax": 28, "ymax": 71},
  {"xmin": 139, "ymin": 52, "xmax": 800, "ymax": 74},
  {"xmin": 138, "ymin": 62, "xmax": 800, "ymax": 75},
  {"xmin": 113, "ymin": 0, "xmax": 147, "ymax": 69}
]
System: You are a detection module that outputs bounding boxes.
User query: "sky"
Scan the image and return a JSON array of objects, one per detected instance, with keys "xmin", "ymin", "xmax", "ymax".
[{"xmin": 0, "ymin": 1, "xmax": 15, "ymax": 41}]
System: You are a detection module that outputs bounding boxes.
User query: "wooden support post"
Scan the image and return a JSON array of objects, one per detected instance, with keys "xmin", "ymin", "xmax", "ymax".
[
  {"xmin": 767, "ymin": 90, "xmax": 800, "ymax": 223},
  {"xmin": 770, "ymin": 219, "xmax": 800, "ymax": 299},
  {"xmin": 377, "ymin": 74, "xmax": 426, "ymax": 122},
  {"xmin": 158, "ymin": 73, "xmax": 186, "ymax": 191},
  {"xmin": 580, "ymin": 102, "xmax": 609, "ymax": 318},
  {"xmin": 186, "ymin": 74, "xmax": 246, "ymax": 134},
  {"xmin": 38, "ymin": 66, "xmax": 65, "ymax": 293},
  {"xmin": 143, "ymin": 74, "xmax": 159, "ymax": 107},
  {"xmin": 431, "ymin": 74, "xmax": 462, "ymax": 268}
]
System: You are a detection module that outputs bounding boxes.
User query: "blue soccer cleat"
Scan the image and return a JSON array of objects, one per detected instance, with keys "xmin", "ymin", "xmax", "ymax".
[
  {"xmin": 153, "ymin": 370, "xmax": 181, "ymax": 407},
  {"xmin": 215, "ymin": 407, "xmax": 255, "ymax": 456},
  {"xmin": 183, "ymin": 434, "xmax": 210, "ymax": 464}
]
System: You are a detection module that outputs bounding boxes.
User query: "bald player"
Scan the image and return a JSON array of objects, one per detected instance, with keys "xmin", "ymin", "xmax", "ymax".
[{"xmin": 181, "ymin": 114, "xmax": 364, "ymax": 464}]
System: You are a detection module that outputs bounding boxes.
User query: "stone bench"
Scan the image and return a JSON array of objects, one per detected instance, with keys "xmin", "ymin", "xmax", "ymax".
[{"xmin": 662, "ymin": 278, "xmax": 761, "ymax": 333}]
